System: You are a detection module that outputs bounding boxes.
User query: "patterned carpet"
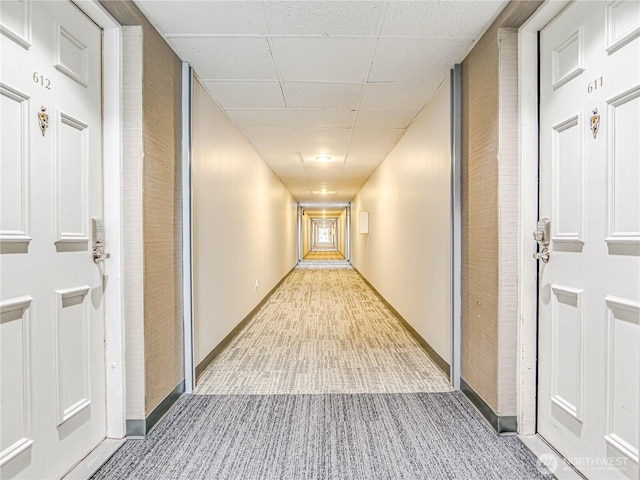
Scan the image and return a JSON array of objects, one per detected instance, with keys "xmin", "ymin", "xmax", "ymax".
[
  {"xmin": 195, "ymin": 266, "xmax": 452, "ymax": 394},
  {"xmin": 303, "ymin": 250, "xmax": 346, "ymax": 260}
]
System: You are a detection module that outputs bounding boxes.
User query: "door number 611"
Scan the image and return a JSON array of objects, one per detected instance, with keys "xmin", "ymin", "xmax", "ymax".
[
  {"xmin": 33, "ymin": 72, "xmax": 51, "ymax": 90},
  {"xmin": 587, "ymin": 76, "xmax": 603, "ymax": 93}
]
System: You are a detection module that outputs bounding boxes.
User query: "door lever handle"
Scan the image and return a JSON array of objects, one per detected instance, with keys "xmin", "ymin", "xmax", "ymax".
[
  {"xmin": 93, "ymin": 246, "xmax": 111, "ymax": 263},
  {"xmin": 533, "ymin": 247, "xmax": 550, "ymax": 263},
  {"xmin": 533, "ymin": 218, "xmax": 551, "ymax": 263}
]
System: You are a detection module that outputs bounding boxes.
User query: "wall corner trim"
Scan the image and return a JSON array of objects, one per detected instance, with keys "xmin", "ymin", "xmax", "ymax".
[
  {"xmin": 353, "ymin": 268, "xmax": 450, "ymax": 379},
  {"xmin": 195, "ymin": 267, "xmax": 296, "ymax": 379},
  {"xmin": 461, "ymin": 377, "xmax": 517, "ymax": 434}
]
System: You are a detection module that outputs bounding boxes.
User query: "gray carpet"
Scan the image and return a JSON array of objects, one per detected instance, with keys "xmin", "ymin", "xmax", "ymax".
[{"xmin": 92, "ymin": 392, "xmax": 553, "ymax": 480}]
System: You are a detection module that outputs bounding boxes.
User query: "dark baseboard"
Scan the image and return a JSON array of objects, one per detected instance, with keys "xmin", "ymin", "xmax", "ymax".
[
  {"xmin": 125, "ymin": 419, "xmax": 145, "ymax": 438},
  {"xmin": 195, "ymin": 266, "xmax": 296, "ymax": 380},
  {"xmin": 126, "ymin": 380, "xmax": 185, "ymax": 438},
  {"xmin": 352, "ymin": 268, "xmax": 450, "ymax": 379},
  {"xmin": 460, "ymin": 377, "xmax": 517, "ymax": 434}
]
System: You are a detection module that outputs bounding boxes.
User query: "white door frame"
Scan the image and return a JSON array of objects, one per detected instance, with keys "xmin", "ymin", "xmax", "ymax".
[
  {"xmin": 517, "ymin": 0, "xmax": 571, "ymax": 435},
  {"xmin": 72, "ymin": 0, "xmax": 126, "ymax": 439}
]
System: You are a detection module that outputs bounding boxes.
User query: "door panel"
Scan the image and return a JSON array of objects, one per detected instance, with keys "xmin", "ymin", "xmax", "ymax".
[
  {"xmin": 538, "ymin": 1, "xmax": 640, "ymax": 479},
  {"xmin": 607, "ymin": 87, "xmax": 640, "ymax": 245},
  {"xmin": 0, "ymin": 1, "xmax": 105, "ymax": 478}
]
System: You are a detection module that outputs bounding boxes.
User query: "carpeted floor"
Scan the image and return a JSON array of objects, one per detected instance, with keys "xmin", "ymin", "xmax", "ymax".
[
  {"xmin": 303, "ymin": 250, "xmax": 346, "ymax": 261},
  {"xmin": 92, "ymin": 392, "xmax": 554, "ymax": 480},
  {"xmin": 195, "ymin": 267, "xmax": 452, "ymax": 394},
  {"xmin": 91, "ymin": 265, "xmax": 553, "ymax": 479}
]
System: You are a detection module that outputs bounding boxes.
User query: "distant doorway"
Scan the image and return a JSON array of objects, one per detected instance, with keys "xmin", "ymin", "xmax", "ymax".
[{"xmin": 298, "ymin": 204, "xmax": 351, "ymax": 262}]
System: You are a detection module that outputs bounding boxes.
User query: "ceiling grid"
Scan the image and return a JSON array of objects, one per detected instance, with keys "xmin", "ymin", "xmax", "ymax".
[{"xmin": 135, "ymin": 0, "xmax": 506, "ymax": 204}]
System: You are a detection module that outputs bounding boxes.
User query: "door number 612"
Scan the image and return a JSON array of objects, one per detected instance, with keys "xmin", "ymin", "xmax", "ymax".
[{"xmin": 33, "ymin": 72, "xmax": 51, "ymax": 90}]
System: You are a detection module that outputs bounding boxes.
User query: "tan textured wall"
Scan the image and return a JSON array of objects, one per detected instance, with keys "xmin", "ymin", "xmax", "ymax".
[
  {"xmin": 461, "ymin": 1, "xmax": 541, "ymax": 415},
  {"xmin": 100, "ymin": 0, "xmax": 184, "ymax": 418},
  {"xmin": 461, "ymin": 21, "xmax": 500, "ymax": 411},
  {"xmin": 141, "ymin": 20, "xmax": 184, "ymax": 416}
]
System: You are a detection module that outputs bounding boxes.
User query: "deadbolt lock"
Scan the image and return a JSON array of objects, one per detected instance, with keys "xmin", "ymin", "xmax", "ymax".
[{"xmin": 533, "ymin": 218, "xmax": 551, "ymax": 263}]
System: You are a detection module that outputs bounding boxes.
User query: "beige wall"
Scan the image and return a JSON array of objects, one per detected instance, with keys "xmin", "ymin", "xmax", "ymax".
[
  {"xmin": 192, "ymin": 79, "xmax": 297, "ymax": 366},
  {"xmin": 460, "ymin": 1, "xmax": 541, "ymax": 417},
  {"xmin": 351, "ymin": 80, "xmax": 452, "ymax": 364},
  {"xmin": 102, "ymin": 0, "xmax": 185, "ymax": 420}
]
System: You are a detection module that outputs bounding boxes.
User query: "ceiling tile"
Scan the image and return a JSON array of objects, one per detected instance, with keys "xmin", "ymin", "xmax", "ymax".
[
  {"xmin": 263, "ymin": 1, "xmax": 384, "ymax": 36},
  {"xmin": 290, "ymin": 110, "xmax": 356, "ymax": 129},
  {"xmin": 168, "ymin": 37, "xmax": 277, "ymax": 80},
  {"xmin": 272, "ymin": 37, "xmax": 376, "ymax": 82},
  {"xmin": 354, "ymin": 110, "xmax": 419, "ymax": 129},
  {"xmin": 277, "ymin": 175, "xmax": 311, "ymax": 187},
  {"xmin": 201, "ymin": 81, "xmax": 285, "ymax": 109},
  {"xmin": 240, "ymin": 127, "xmax": 296, "ymax": 143},
  {"xmin": 369, "ymin": 38, "xmax": 472, "ymax": 83},
  {"xmin": 225, "ymin": 109, "xmax": 291, "ymax": 128},
  {"xmin": 284, "ymin": 82, "xmax": 362, "ymax": 109},
  {"xmin": 298, "ymin": 140, "xmax": 348, "ymax": 157},
  {"xmin": 360, "ymin": 82, "xmax": 431, "ymax": 111},
  {"xmin": 341, "ymin": 165, "xmax": 377, "ymax": 176},
  {"xmin": 380, "ymin": 1, "xmax": 506, "ymax": 39},
  {"xmin": 347, "ymin": 141, "xmax": 397, "ymax": 156},
  {"xmin": 296, "ymin": 128, "xmax": 351, "ymax": 143},
  {"xmin": 135, "ymin": 1, "xmax": 268, "ymax": 35},
  {"xmin": 135, "ymin": 0, "xmax": 508, "ymax": 204},
  {"xmin": 301, "ymin": 153, "xmax": 346, "ymax": 165},
  {"xmin": 350, "ymin": 128, "xmax": 405, "ymax": 143}
]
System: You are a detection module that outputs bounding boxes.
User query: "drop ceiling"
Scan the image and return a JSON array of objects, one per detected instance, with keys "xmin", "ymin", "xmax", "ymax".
[{"xmin": 135, "ymin": 0, "xmax": 506, "ymax": 204}]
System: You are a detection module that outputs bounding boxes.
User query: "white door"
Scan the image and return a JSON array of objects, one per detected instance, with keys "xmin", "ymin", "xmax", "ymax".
[
  {"xmin": 1, "ymin": 1, "xmax": 106, "ymax": 478},
  {"xmin": 538, "ymin": 1, "xmax": 639, "ymax": 479}
]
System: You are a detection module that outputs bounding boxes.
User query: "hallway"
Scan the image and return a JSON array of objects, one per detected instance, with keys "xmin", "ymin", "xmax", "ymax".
[
  {"xmin": 91, "ymin": 265, "xmax": 550, "ymax": 479},
  {"xmin": 2, "ymin": 1, "xmax": 638, "ymax": 479},
  {"xmin": 302, "ymin": 251, "xmax": 346, "ymax": 261}
]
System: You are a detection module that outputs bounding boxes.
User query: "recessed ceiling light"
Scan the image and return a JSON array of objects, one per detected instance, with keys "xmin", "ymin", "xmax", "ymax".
[
  {"xmin": 314, "ymin": 154, "xmax": 333, "ymax": 163},
  {"xmin": 312, "ymin": 190, "xmax": 336, "ymax": 195}
]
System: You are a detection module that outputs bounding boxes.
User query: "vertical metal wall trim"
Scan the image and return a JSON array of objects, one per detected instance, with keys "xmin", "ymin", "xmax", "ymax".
[
  {"xmin": 346, "ymin": 203, "xmax": 352, "ymax": 262},
  {"xmin": 297, "ymin": 203, "xmax": 302, "ymax": 262},
  {"xmin": 181, "ymin": 63, "xmax": 195, "ymax": 393},
  {"xmin": 450, "ymin": 65, "xmax": 462, "ymax": 390}
]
